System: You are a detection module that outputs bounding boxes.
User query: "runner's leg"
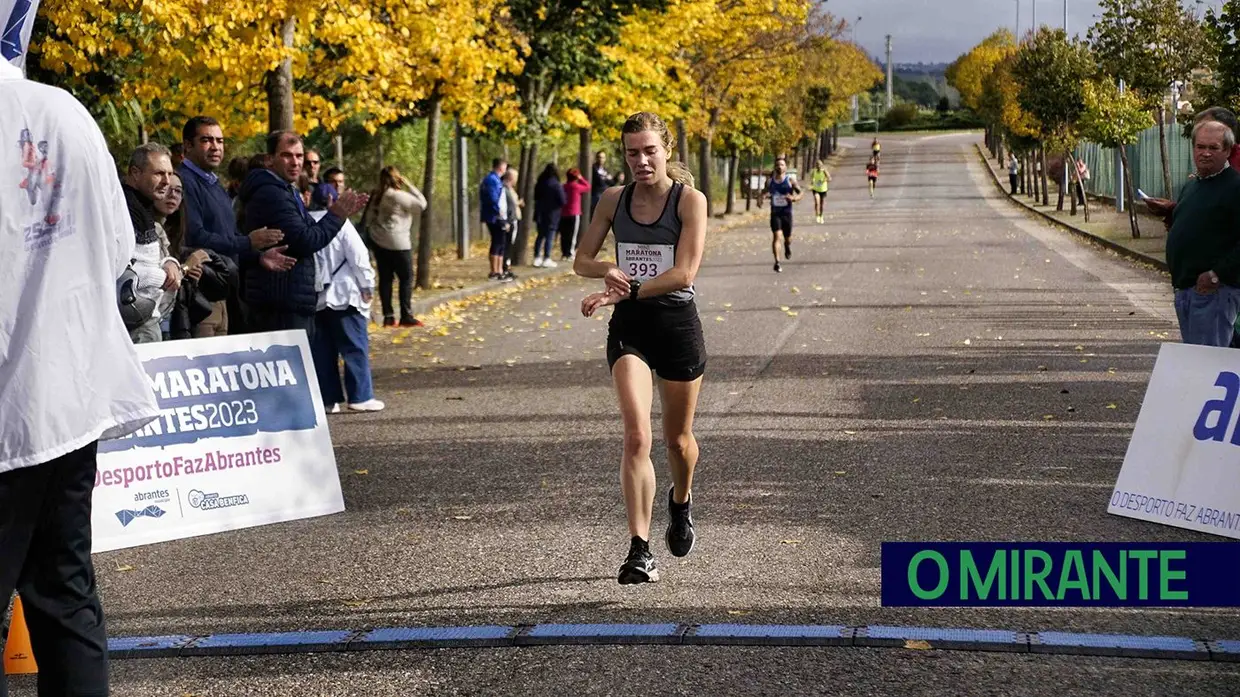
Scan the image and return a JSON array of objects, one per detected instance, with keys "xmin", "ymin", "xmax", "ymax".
[
  {"xmin": 659, "ymin": 377, "xmax": 702, "ymax": 504},
  {"xmin": 613, "ymin": 355, "xmax": 656, "ymax": 541}
]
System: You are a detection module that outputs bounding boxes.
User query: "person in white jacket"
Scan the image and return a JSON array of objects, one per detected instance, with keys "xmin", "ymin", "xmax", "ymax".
[
  {"xmin": 121, "ymin": 142, "xmax": 182, "ymax": 342},
  {"xmin": 1, "ymin": 28, "xmax": 161, "ymax": 697},
  {"xmin": 309, "ymin": 208, "xmax": 384, "ymax": 412}
]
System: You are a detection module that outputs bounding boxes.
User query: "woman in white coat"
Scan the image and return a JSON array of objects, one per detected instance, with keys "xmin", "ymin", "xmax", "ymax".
[{"xmin": 309, "ymin": 206, "xmax": 384, "ymax": 412}]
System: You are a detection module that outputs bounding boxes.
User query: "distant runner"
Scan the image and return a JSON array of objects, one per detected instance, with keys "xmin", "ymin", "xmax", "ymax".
[
  {"xmin": 809, "ymin": 159, "xmax": 831, "ymax": 224},
  {"xmin": 761, "ymin": 156, "xmax": 801, "ymax": 273},
  {"xmin": 871, "ymin": 137, "xmax": 882, "ymax": 163}
]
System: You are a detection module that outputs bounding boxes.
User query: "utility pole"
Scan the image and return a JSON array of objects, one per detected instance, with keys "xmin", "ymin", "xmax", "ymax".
[
  {"xmin": 885, "ymin": 35, "xmax": 893, "ymax": 111},
  {"xmin": 851, "ymin": 16, "xmax": 862, "ymax": 123},
  {"xmin": 1016, "ymin": 0, "xmax": 1021, "ymax": 39},
  {"xmin": 455, "ymin": 121, "xmax": 470, "ymax": 259},
  {"xmin": 1116, "ymin": 79, "xmax": 1126, "ymax": 213},
  {"xmin": 1032, "ymin": 0, "xmax": 1037, "ymax": 30}
]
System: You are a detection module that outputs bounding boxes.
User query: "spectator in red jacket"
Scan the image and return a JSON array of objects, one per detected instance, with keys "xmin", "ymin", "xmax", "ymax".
[{"xmin": 559, "ymin": 167, "xmax": 591, "ymax": 260}]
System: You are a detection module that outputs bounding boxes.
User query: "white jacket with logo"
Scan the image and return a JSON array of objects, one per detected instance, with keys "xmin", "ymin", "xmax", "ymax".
[{"xmin": 0, "ymin": 61, "xmax": 160, "ymax": 473}]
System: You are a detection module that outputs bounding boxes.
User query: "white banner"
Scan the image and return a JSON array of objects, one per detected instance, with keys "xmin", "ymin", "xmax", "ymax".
[
  {"xmin": 92, "ymin": 330, "xmax": 345, "ymax": 553},
  {"xmin": 1109, "ymin": 342, "xmax": 1240, "ymax": 539}
]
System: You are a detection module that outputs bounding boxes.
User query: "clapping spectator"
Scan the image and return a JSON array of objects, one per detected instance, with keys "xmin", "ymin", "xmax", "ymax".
[{"xmin": 239, "ymin": 130, "xmax": 367, "ymax": 340}]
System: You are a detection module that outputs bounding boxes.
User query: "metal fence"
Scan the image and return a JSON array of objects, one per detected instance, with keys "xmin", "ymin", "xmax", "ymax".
[{"xmin": 1074, "ymin": 122, "xmax": 1193, "ymax": 200}]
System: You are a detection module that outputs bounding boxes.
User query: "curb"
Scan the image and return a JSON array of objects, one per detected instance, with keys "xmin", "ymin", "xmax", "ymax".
[
  {"xmin": 102, "ymin": 622, "xmax": 1237, "ymax": 662},
  {"xmin": 973, "ymin": 145, "xmax": 1168, "ymax": 273}
]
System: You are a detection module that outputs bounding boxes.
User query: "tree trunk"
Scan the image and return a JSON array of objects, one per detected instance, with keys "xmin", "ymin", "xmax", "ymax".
[
  {"xmin": 266, "ymin": 16, "xmax": 296, "ymax": 133},
  {"xmin": 1040, "ymin": 148, "xmax": 1049, "ymax": 207},
  {"xmin": 334, "ymin": 133, "xmax": 344, "ymax": 168},
  {"xmin": 698, "ymin": 135, "xmax": 713, "ymax": 217},
  {"xmin": 725, "ymin": 148, "xmax": 738, "ymax": 215},
  {"xmin": 676, "ymin": 118, "xmax": 690, "ymax": 164},
  {"xmin": 1057, "ymin": 152, "xmax": 1066, "ymax": 213},
  {"xmin": 377, "ymin": 134, "xmax": 385, "ymax": 171},
  {"xmin": 832, "ymin": 124, "xmax": 839, "ymax": 152},
  {"xmin": 512, "ymin": 140, "xmax": 539, "ymax": 266},
  {"xmin": 1119, "ymin": 145, "xmax": 1140, "ymax": 239},
  {"xmin": 1157, "ymin": 104, "xmax": 1173, "ymax": 199},
  {"xmin": 578, "ymin": 127, "xmax": 592, "ymax": 231},
  {"xmin": 415, "ymin": 95, "xmax": 442, "ymax": 290},
  {"xmin": 996, "ymin": 129, "xmax": 1005, "ymax": 166},
  {"xmin": 1066, "ymin": 151, "xmax": 1089, "ymax": 223}
]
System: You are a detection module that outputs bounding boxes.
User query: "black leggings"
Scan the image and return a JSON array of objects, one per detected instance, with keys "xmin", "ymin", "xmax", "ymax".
[
  {"xmin": 559, "ymin": 215, "xmax": 581, "ymax": 258},
  {"xmin": 375, "ymin": 247, "xmax": 413, "ymax": 320}
]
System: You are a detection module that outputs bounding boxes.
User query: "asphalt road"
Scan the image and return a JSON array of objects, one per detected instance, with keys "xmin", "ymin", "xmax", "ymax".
[{"xmin": 15, "ymin": 132, "xmax": 1238, "ymax": 696}]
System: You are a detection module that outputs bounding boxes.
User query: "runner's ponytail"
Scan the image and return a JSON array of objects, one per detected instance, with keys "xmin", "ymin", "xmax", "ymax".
[{"xmin": 666, "ymin": 161, "xmax": 695, "ymax": 188}]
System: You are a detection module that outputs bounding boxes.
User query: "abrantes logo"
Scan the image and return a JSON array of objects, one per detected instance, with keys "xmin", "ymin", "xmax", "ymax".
[{"xmin": 115, "ymin": 505, "xmax": 166, "ymax": 528}]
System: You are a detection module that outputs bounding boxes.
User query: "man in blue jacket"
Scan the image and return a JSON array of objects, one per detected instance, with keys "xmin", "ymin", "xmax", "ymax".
[
  {"xmin": 180, "ymin": 116, "xmax": 290, "ymax": 334},
  {"xmin": 240, "ymin": 131, "xmax": 367, "ymax": 339},
  {"xmin": 479, "ymin": 158, "xmax": 513, "ymax": 281}
]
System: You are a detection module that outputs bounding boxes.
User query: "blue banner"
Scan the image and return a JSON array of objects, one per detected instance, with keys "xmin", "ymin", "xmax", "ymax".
[
  {"xmin": 881, "ymin": 542, "xmax": 1240, "ymax": 607},
  {"xmin": 99, "ymin": 345, "xmax": 319, "ymax": 453}
]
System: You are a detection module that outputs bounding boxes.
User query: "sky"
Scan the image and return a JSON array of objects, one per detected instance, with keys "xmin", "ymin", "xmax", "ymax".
[{"xmin": 826, "ymin": 0, "xmax": 1228, "ymax": 65}]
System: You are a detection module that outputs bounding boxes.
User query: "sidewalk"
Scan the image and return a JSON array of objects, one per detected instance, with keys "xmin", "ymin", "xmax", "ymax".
[{"xmin": 975, "ymin": 144, "xmax": 1169, "ymax": 272}]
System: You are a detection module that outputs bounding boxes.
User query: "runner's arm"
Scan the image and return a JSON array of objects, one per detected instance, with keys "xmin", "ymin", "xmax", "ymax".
[
  {"xmin": 638, "ymin": 187, "xmax": 707, "ymax": 300},
  {"xmin": 573, "ymin": 187, "xmax": 624, "ymax": 280}
]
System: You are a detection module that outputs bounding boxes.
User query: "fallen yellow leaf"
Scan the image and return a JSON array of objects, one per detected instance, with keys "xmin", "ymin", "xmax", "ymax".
[
  {"xmin": 354, "ymin": 469, "xmax": 369, "ymax": 475},
  {"xmin": 904, "ymin": 640, "xmax": 932, "ymax": 650}
]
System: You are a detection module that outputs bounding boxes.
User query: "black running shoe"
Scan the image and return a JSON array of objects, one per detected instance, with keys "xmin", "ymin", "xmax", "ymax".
[
  {"xmin": 666, "ymin": 487, "xmax": 695, "ymax": 557},
  {"xmin": 618, "ymin": 536, "xmax": 659, "ymax": 584},
  {"xmin": 784, "ymin": 242, "xmax": 792, "ymax": 260},
  {"xmin": 774, "ymin": 261, "xmax": 782, "ymax": 273}
]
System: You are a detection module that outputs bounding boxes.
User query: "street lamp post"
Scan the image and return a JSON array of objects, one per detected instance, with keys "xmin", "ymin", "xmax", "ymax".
[{"xmin": 851, "ymin": 16, "xmax": 862, "ymax": 123}]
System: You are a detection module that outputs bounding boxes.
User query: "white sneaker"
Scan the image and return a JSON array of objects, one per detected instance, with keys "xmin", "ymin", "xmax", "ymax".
[
  {"xmin": 348, "ymin": 399, "xmax": 386, "ymax": 412},
  {"xmin": 533, "ymin": 257, "xmax": 545, "ymax": 268},
  {"xmin": 327, "ymin": 403, "xmax": 341, "ymax": 414},
  {"xmin": 542, "ymin": 259, "xmax": 558, "ymax": 268}
]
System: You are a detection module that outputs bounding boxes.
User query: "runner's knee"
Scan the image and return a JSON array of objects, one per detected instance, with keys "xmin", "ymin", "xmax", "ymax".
[
  {"xmin": 666, "ymin": 432, "xmax": 695, "ymax": 459},
  {"xmin": 622, "ymin": 427, "xmax": 653, "ymax": 459}
]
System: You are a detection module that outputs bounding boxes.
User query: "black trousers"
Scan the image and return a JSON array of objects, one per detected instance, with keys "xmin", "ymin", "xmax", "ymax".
[
  {"xmin": 1009, "ymin": 174, "xmax": 1019, "ymax": 195},
  {"xmin": 248, "ymin": 307, "xmax": 316, "ymax": 342},
  {"xmin": 374, "ymin": 248, "xmax": 413, "ymax": 320},
  {"xmin": 1, "ymin": 442, "xmax": 108, "ymax": 697}
]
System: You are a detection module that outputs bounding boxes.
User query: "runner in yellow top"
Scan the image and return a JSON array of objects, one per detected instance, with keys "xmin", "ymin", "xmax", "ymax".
[
  {"xmin": 809, "ymin": 160, "xmax": 831, "ymax": 224},
  {"xmin": 871, "ymin": 137, "xmax": 881, "ymax": 163}
]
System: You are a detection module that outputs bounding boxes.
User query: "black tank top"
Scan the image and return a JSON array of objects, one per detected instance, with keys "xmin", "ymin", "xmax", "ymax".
[{"xmin": 611, "ymin": 182, "xmax": 694, "ymax": 307}]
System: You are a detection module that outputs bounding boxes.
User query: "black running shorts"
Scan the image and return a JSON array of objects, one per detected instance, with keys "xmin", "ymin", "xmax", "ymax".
[
  {"xmin": 770, "ymin": 208, "xmax": 793, "ymax": 235},
  {"xmin": 607, "ymin": 299, "xmax": 706, "ymax": 382}
]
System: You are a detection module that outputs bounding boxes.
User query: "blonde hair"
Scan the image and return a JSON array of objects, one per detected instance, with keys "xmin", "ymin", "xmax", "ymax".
[{"xmin": 621, "ymin": 112, "xmax": 695, "ymax": 188}]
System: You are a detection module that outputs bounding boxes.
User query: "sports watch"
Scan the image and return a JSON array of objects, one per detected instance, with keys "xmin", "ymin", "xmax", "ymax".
[{"xmin": 629, "ymin": 279, "xmax": 642, "ymax": 302}]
